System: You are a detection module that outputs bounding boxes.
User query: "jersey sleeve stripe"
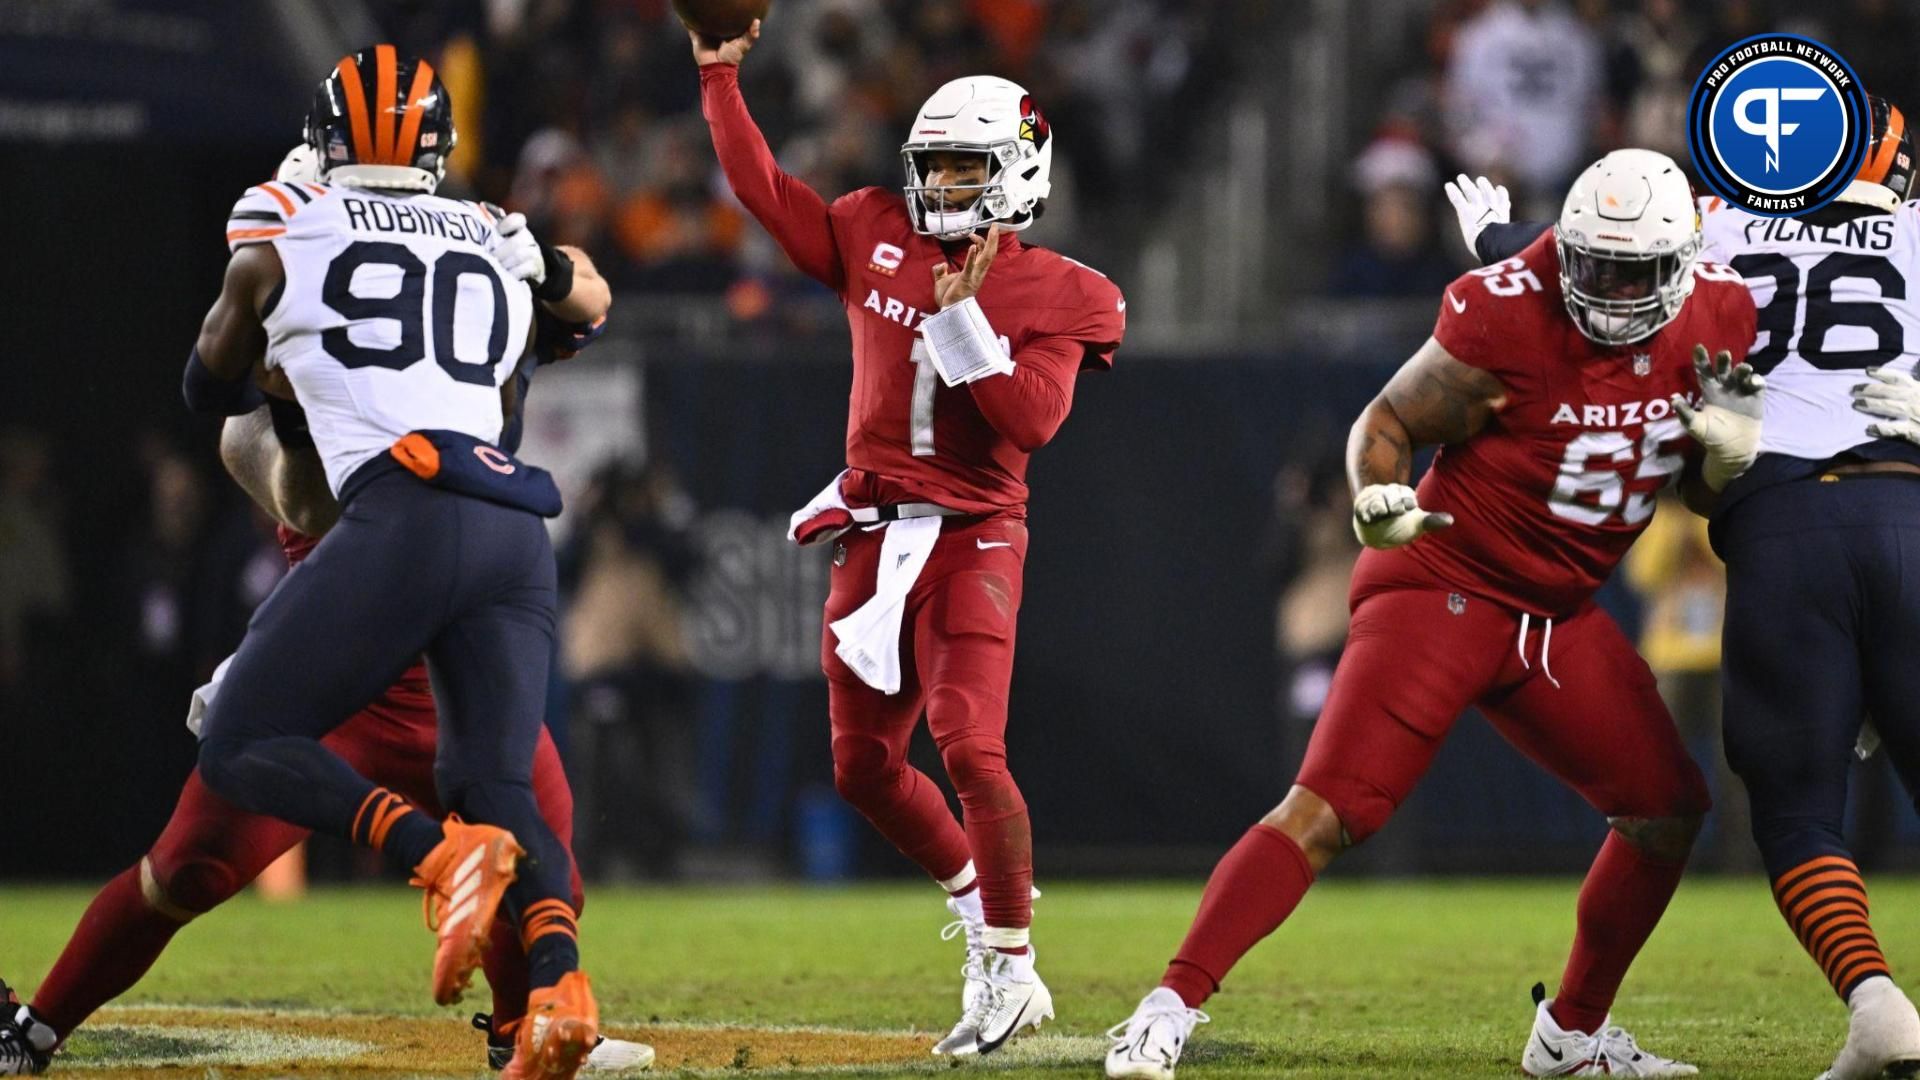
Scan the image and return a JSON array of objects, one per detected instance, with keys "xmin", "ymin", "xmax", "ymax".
[
  {"xmin": 302, "ymin": 183, "xmax": 328, "ymax": 198},
  {"xmin": 249, "ymin": 184, "xmax": 297, "ymax": 216},
  {"xmin": 373, "ymin": 44, "xmax": 398, "ymax": 164},
  {"xmin": 392, "ymin": 59, "xmax": 436, "ymax": 167},
  {"xmin": 335, "ymin": 54, "xmax": 376, "ymax": 164},
  {"xmin": 229, "ymin": 210, "xmax": 283, "ymax": 223},
  {"xmin": 279, "ymin": 181, "xmax": 313, "ymax": 205},
  {"xmin": 226, "ymin": 226, "xmax": 286, "ymax": 248}
]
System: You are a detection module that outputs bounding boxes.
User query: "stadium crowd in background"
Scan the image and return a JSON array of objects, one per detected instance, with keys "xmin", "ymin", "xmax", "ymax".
[{"xmin": 362, "ymin": 0, "xmax": 1244, "ymax": 303}]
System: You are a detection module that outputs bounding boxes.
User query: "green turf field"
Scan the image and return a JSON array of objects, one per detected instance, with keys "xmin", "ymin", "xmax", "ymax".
[{"xmin": 8, "ymin": 876, "xmax": 1908, "ymax": 1077}]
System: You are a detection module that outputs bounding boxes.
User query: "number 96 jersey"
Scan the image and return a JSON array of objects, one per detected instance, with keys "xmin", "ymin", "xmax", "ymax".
[
  {"xmin": 226, "ymin": 181, "xmax": 533, "ymax": 495},
  {"xmin": 1699, "ymin": 196, "xmax": 1920, "ymax": 460},
  {"xmin": 1352, "ymin": 230, "xmax": 1758, "ymax": 616}
]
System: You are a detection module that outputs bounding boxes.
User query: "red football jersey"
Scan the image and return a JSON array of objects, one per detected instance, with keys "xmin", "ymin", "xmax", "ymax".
[
  {"xmin": 1351, "ymin": 231, "xmax": 1758, "ymax": 616},
  {"xmin": 827, "ymin": 188, "xmax": 1125, "ymax": 514},
  {"xmin": 700, "ymin": 65, "xmax": 1125, "ymax": 516}
]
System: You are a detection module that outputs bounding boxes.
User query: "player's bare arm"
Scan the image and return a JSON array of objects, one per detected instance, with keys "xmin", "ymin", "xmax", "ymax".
[
  {"xmin": 540, "ymin": 245, "xmax": 610, "ymax": 326},
  {"xmin": 1344, "ymin": 336, "xmax": 1507, "ymax": 549},
  {"xmin": 186, "ymin": 244, "xmax": 284, "ymax": 412},
  {"xmin": 219, "ymin": 407, "xmax": 340, "ymax": 538}
]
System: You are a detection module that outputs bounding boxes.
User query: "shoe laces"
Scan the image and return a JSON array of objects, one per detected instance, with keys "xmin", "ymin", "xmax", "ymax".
[
  {"xmin": 1592, "ymin": 1024, "xmax": 1642, "ymax": 1062},
  {"xmin": 1106, "ymin": 1001, "xmax": 1210, "ymax": 1048}
]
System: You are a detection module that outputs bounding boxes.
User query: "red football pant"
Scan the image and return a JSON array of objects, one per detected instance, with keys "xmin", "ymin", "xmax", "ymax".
[
  {"xmin": 30, "ymin": 693, "xmax": 581, "ymax": 1039},
  {"xmin": 824, "ymin": 515, "xmax": 1033, "ymax": 933},
  {"xmin": 1167, "ymin": 588, "xmax": 1707, "ymax": 1012}
]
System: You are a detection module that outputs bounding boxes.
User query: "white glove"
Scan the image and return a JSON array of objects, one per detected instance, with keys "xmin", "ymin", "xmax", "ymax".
[
  {"xmin": 1352, "ymin": 483, "xmax": 1454, "ymax": 550},
  {"xmin": 1443, "ymin": 173, "xmax": 1510, "ymax": 253},
  {"xmin": 1852, "ymin": 366, "xmax": 1920, "ymax": 445},
  {"xmin": 490, "ymin": 210, "xmax": 547, "ymax": 285},
  {"xmin": 1672, "ymin": 344, "xmax": 1765, "ymax": 491},
  {"xmin": 276, "ymin": 143, "xmax": 321, "ymax": 184}
]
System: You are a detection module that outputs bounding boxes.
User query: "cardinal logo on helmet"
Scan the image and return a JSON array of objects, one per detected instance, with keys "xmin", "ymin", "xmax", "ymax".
[{"xmin": 1018, "ymin": 95, "xmax": 1050, "ymax": 150}]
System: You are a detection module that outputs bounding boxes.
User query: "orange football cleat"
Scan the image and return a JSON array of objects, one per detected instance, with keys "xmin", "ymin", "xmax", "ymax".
[
  {"xmin": 410, "ymin": 816, "xmax": 523, "ymax": 1006},
  {"xmin": 501, "ymin": 971, "xmax": 601, "ymax": 1080}
]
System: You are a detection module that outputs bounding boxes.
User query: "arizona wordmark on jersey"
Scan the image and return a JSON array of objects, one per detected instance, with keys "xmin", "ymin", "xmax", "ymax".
[
  {"xmin": 227, "ymin": 183, "xmax": 534, "ymax": 494},
  {"xmin": 1352, "ymin": 230, "xmax": 1757, "ymax": 616},
  {"xmin": 1700, "ymin": 196, "xmax": 1920, "ymax": 460}
]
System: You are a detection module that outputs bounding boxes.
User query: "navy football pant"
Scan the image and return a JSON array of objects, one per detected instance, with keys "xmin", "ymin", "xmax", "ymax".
[
  {"xmin": 197, "ymin": 469, "xmax": 577, "ymax": 978},
  {"xmin": 1720, "ymin": 474, "xmax": 1920, "ymax": 879}
]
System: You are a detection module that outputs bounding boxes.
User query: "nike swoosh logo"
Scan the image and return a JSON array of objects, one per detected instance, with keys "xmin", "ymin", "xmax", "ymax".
[
  {"xmin": 977, "ymin": 539, "xmax": 1012, "ymax": 550},
  {"xmin": 975, "ymin": 997, "xmax": 1037, "ymax": 1055},
  {"xmin": 1447, "ymin": 291, "xmax": 1467, "ymax": 313},
  {"xmin": 1537, "ymin": 1033, "xmax": 1565, "ymax": 1062}
]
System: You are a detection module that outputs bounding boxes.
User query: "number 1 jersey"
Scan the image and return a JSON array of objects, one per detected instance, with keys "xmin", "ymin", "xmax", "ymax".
[
  {"xmin": 827, "ymin": 188, "xmax": 1126, "ymax": 515},
  {"xmin": 1351, "ymin": 231, "xmax": 1758, "ymax": 616},
  {"xmin": 226, "ymin": 181, "xmax": 533, "ymax": 494}
]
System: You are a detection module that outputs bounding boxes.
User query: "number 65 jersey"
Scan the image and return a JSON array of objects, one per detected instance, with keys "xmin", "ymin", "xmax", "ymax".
[
  {"xmin": 226, "ymin": 181, "xmax": 533, "ymax": 495},
  {"xmin": 1351, "ymin": 230, "xmax": 1758, "ymax": 617}
]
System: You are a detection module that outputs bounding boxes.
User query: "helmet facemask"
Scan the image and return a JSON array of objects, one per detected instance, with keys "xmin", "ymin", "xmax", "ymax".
[
  {"xmin": 1555, "ymin": 229, "xmax": 1699, "ymax": 346},
  {"xmin": 902, "ymin": 141, "xmax": 1033, "ymax": 239}
]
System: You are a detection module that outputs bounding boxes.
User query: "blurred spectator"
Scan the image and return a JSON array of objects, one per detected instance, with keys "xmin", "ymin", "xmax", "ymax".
[
  {"xmin": 562, "ymin": 462, "xmax": 702, "ymax": 878},
  {"xmin": 1260, "ymin": 455, "xmax": 1357, "ymax": 766},
  {"xmin": 1327, "ymin": 138, "xmax": 1461, "ymax": 298},
  {"xmin": 1622, "ymin": 497, "xmax": 1754, "ymax": 872},
  {"xmin": 1603, "ymin": 0, "xmax": 1702, "ymax": 161},
  {"xmin": 1444, "ymin": 0, "xmax": 1602, "ymax": 216},
  {"xmin": 355, "ymin": 0, "xmax": 1243, "ymax": 292},
  {"xmin": 0, "ymin": 429, "xmax": 69, "ymax": 693}
]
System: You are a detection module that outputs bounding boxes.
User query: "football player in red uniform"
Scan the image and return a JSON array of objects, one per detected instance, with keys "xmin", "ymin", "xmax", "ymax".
[
  {"xmin": 693, "ymin": 20, "xmax": 1125, "ymax": 1056},
  {"xmin": 1105, "ymin": 150, "xmax": 1763, "ymax": 1079},
  {"xmin": 0, "ymin": 146, "xmax": 649, "ymax": 1077}
]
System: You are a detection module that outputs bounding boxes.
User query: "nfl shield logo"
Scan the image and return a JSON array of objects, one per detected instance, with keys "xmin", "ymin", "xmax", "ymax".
[
  {"xmin": 1447, "ymin": 592, "xmax": 1467, "ymax": 616},
  {"xmin": 1633, "ymin": 352, "xmax": 1652, "ymax": 377}
]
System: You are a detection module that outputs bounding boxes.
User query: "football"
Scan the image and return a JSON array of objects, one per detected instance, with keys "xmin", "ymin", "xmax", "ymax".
[{"xmin": 672, "ymin": 0, "xmax": 769, "ymax": 42}]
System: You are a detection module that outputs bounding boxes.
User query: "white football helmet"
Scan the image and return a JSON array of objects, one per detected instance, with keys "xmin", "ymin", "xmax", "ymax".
[
  {"xmin": 1555, "ymin": 149, "xmax": 1701, "ymax": 346},
  {"xmin": 276, "ymin": 143, "xmax": 322, "ymax": 184},
  {"xmin": 901, "ymin": 76, "xmax": 1053, "ymax": 239}
]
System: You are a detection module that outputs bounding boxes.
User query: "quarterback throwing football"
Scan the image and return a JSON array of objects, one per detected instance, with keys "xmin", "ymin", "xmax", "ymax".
[{"xmin": 694, "ymin": 19, "xmax": 1125, "ymax": 1056}]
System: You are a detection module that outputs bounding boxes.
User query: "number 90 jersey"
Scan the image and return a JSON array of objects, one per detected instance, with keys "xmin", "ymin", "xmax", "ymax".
[
  {"xmin": 1351, "ymin": 230, "xmax": 1758, "ymax": 616},
  {"xmin": 1698, "ymin": 196, "xmax": 1920, "ymax": 459},
  {"xmin": 226, "ymin": 181, "xmax": 533, "ymax": 495}
]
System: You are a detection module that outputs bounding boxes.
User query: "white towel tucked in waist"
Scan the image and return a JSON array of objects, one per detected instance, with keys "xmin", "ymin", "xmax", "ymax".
[
  {"xmin": 187, "ymin": 653, "xmax": 235, "ymax": 737},
  {"xmin": 829, "ymin": 517, "xmax": 941, "ymax": 694}
]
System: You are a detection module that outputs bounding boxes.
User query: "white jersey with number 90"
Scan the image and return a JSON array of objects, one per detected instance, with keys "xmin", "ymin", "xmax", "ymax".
[
  {"xmin": 227, "ymin": 182, "xmax": 534, "ymax": 495},
  {"xmin": 1699, "ymin": 197, "xmax": 1920, "ymax": 460}
]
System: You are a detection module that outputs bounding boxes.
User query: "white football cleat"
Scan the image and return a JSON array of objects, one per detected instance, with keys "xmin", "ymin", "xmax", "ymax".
[
  {"xmin": 1522, "ymin": 985, "xmax": 1696, "ymax": 1077},
  {"xmin": 931, "ymin": 896, "xmax": 993, "ymax": 1055},
  {"xmin": 584, "ymin": 1035, "xmax": 656, "ymax": 1072},
  {"xmin": 1817, "ymin": 976, "xmax": 1920, "ymax": 1080},
  {"xmin": 1105, "ymin": 987, "xmax": 1209, "ymax": 1079},
  {"xmin": 479, "ymin": 1012, "xmax": 654, "ymax": 1072},
  {"xmin": 933, "ymin": 950, "xmax": 1052, "ymax": 1057}
]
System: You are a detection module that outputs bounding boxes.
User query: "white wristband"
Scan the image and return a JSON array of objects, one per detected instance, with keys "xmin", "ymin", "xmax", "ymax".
[{"xmin": 920, "ymin": 297, "xmax": 1015, "ymax": 386}]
